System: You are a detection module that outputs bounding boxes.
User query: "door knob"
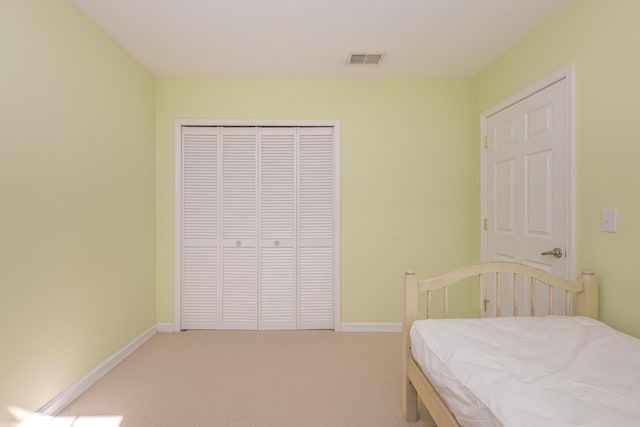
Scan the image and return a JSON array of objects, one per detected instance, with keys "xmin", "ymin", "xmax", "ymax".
[{"xmin": 541, "ymin": 247, "xmax": 563, "ymax": 258}]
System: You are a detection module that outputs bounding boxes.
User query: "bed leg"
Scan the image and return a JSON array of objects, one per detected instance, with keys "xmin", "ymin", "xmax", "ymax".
[
  {"xmin": 403, "ymin": 376, "xmax": 418, "ymax": 421},
  {"xmin": 402, "ymin": 270, "xmax": 419, "ymax": 421}
]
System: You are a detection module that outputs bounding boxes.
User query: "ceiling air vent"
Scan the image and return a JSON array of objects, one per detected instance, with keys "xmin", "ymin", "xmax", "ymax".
[{"xmin": 347, "ymin": 53, "xmax": 383, "ymax": 65}]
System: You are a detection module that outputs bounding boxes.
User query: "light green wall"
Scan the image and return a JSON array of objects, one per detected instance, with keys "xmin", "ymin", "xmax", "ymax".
[
  {"xmin": 0, "ymin": 0, "xmax": 156, "ymax": 418},
  {"xmin": 156, "ymin": 79, "xmax": 479, "ymax": 324},
  {"xmin": 475, "ymin": 0, "xmax": 640, "ymax": 337}
]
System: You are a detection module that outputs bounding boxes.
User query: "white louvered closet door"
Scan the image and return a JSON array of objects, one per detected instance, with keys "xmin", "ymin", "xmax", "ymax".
[
  {"xmin": 298, "ymin": 127, "xmax": 335, "ymax": 329},
  {"xmin": 221, "ymin": 128, "xmax": 258, "ymax": 330},
  {"xmin": 259, "ymin": 128, "xmax": 296, "ymax": 330},
  {"xmin": 181, "ymin": 125, "xmax": 337, "ymax": 330},
  {"xmin": 181, "ymin": 127, "xmax": 219, "ymax": 329}
]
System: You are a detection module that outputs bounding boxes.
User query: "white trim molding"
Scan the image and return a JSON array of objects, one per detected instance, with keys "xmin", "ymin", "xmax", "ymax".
[
  {"xmin": 38, "ymin": 325, "xmax": 157, "ymax": 415},
  {"xmin": 156, "ymin": 323, "xmax": 175, "ymax": 333},
  {"xmin": 341, "ymin": 322, "xmax": 402, "ymax": 333}
]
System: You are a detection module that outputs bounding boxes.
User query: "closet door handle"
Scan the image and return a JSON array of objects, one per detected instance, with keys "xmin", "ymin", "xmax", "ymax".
[
  {"xmin": 236, "ymin": 240, "xmax": 242, "ymax": 247},
  {"xmin": 274, "ymin": 240, "xmax": 280, "ymax": 247}
]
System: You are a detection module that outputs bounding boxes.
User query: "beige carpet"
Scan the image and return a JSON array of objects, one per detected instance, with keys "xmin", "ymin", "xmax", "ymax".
[{"xmin": 59, "ymin": 330, "xmax": 434, "ymax": 427}]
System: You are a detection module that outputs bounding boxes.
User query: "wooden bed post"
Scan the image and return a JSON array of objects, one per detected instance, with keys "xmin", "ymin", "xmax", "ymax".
[
  {"xmin": 575, "ymin": 269, "xmax": 598, "ymax": 319},
  {"xmin": 402, "ymin": 271, "xmax": 419, "ymax": 421}
]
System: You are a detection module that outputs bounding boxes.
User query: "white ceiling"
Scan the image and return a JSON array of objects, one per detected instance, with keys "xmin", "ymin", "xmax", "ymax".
[{"xmin": 73, "ymin": 0, "xmax": 566, "ymax": 79}]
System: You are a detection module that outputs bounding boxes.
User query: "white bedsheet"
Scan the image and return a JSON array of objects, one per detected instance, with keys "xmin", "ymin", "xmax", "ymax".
[{"xmin": 410, "ymin": 316, "xmax": 640, "ymax": 427}]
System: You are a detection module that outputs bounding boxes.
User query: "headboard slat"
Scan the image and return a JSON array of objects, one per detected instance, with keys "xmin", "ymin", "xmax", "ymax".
[
  {"xmin": 530, "ymin": 277, "xmax": 536, "ymax": 316},
  {"xmin": 496, "ymin": 272, "xmax": 501, "ymax": 317},
  {"xmin": 479, "ymin": 274, "xmax": 484, "ymax": 317},
  {"xmin": 444, "ymin": 287, "xmax": 449, "ymax": 319},
  {"xmin": 513, "ymin": 273, "xmax": 518, "ymax": 316}
]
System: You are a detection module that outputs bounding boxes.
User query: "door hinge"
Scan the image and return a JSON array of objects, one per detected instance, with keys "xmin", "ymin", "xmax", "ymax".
[
  {"xmin": 483, "ymin": 135, "xmax": 488, "ymax": 149},
  {"xmin": 483, "ymin": 218, "xmax": 488, "ymax": 230}
]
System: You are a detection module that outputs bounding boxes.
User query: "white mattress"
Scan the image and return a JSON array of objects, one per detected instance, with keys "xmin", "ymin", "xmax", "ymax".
[{"xmin": 410, "ymin": 316, "xmax": 640, "ymax": 427}]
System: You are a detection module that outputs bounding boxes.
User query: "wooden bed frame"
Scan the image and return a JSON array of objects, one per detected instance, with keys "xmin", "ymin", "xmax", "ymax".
[{"xmin": 401, "ymin": 262, "xmax": 599, "ymax": 426}]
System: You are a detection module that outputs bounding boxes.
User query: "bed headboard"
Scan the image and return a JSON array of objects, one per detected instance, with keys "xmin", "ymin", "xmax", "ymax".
[{"xmin": 402, "ymin": 262, "xmax": 598, "ymax": 331}]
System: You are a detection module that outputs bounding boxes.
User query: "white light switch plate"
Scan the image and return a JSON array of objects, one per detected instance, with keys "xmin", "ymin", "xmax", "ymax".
[{"xmin": 601, "ymin": 209, "xmax": 617, "ymax": 233}]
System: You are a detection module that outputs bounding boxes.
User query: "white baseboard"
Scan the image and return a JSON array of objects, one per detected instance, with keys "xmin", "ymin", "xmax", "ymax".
[
  {"xmin": 38, "ymin": 324, "xmax": 157, "ymax": 416},
  {"xmin": 156, "ymin": 323, "xmax": 175, "ymax": 333},
  {"xmin": 152, "ymin": 323, "xmax": 400, "ymax": 333},
  {"xmin": 155, "ymin": 323, "xmax": 401, "ymax": 333},
  {"xmin": 340, "ymin": 322, "xmax": 402, "ymax": 332}
]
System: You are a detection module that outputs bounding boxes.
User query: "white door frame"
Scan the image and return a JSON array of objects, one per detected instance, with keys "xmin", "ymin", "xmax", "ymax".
[
  {"xmin": 174, "ymin": 119, "xmax": 341, "ymax": 332},
  {"xmin": 480, "ymin": 64, "xmax": 576, "ymax": 278}
]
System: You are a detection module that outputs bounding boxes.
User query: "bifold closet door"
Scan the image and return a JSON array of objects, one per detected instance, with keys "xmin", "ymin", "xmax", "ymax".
[
  {"xmin": 259, "ymin": 128, "xmax": 296, "ymax": 330},
  {"xmin": 181, "ymin": 127, "xmax": 219, "ymax": 329},
  {"xmin": 298, "ymin": 127, "xmax": 335, "ymax": 330},
  {"xmin": 221, "ymin": 128, "xmax": 258, "ymax": 330},
  {"xmin": 180, "ymin": 125, "xmax": 336, "ymax": 330}
]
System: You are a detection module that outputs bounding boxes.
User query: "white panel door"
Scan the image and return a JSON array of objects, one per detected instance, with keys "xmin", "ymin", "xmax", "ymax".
[
  {"xmin": 221, "ymin": 128, "xmax": 258, "ymax": 329},
  {"xmin": 484, "ymin": 79, "xmax": 569, "ymax": 317},
  {"xmin": 259, "ymin": 128, "xmax": 296, "ymax": 330},
  {"xmin": 181, "ymin": 127, "xmax": 219, "ymax": 329},
  {"xmin": 298, "ymin": 127, "xmax": 335, "ymax": 329}
]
